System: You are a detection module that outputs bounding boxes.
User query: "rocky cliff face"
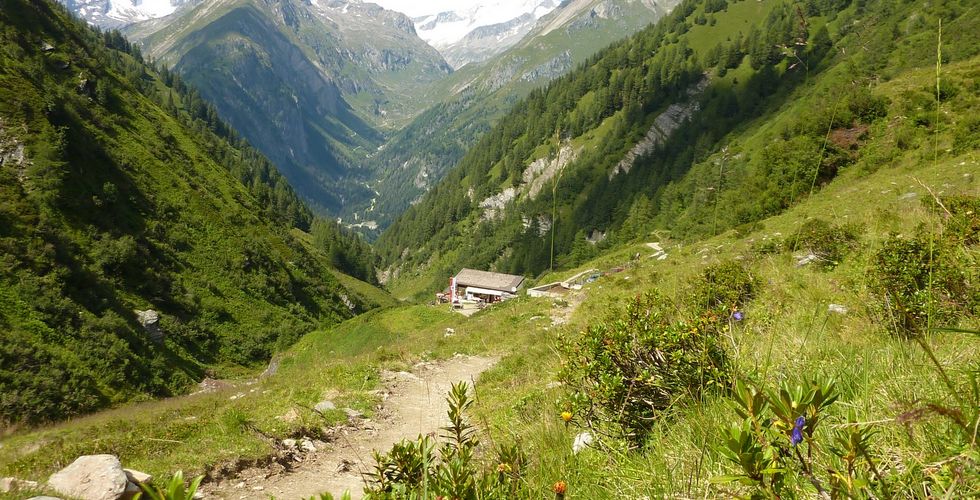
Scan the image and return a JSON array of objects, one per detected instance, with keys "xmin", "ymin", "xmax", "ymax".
[{"xmin": 609, "ymin": 77, "xmax": 710, "ymax": 179}]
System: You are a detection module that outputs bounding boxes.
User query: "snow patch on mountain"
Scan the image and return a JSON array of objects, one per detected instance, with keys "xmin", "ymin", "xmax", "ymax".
[
  {"xmin": 60, "ymin": 0, "xmax": 193, "ymax": 27},
  {"xmin": 373, "ymin": 0, "xmax": 559, "ymax": 67}
]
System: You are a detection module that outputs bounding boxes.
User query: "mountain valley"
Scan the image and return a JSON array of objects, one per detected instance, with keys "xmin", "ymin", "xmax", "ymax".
[{"xmin": 1, "ymin": 0, "xmax": 979, "ymax": 498}]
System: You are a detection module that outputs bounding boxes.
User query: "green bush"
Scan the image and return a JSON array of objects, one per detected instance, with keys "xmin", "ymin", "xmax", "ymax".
[
  {"xmin": 871, "ymin": 234, "xmax": 970, "ymax": 336},
  {"xmin": 559, "ymin": 291, "xmax": 729, "ymax": 444},
  {"xmin": 687, "ymin": 261, "xmax": 759, "ymax": 315},
  {"xmin": 927, "ymin": 195, "xmax": 980, "ymax": 246},
  {"xmin": 788, "ymin": 218, "xmax": 862, "ymax": 269}
]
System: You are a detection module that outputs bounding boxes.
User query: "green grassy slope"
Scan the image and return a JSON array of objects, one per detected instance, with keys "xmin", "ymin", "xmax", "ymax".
[
  {"xmin": 0, "ymin": 0, "xmax": 390, "ymax": 427},
  {"xmin": 376, "ymin": 0, "xmax": 980, "ymax": 301}
]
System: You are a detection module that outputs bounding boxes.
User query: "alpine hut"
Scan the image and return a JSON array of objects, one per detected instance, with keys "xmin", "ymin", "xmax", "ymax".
[{"xmin": 451, "ymin": 268, "xmax": 525, "ymax": 304}]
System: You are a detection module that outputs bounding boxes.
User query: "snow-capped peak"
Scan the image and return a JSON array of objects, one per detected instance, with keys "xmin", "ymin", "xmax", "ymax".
[
  {"xmin": 107, "ymin": 0, "xmax": 180, "ymax": 22},
  {"xmin": 374, "ymin": 0, "xmax": 559, "ymax": 48},
  {"xmin": 59, "ymin": 0, "xmax": 193, "ymax": 28}
]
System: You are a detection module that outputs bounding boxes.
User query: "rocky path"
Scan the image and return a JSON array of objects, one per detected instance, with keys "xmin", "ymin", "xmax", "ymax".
[{"xmin": 202, "ymin": 355, "xmax": 497, "ymax": 500}]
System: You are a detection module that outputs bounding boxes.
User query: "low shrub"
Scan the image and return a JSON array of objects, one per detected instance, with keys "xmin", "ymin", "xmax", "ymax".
[
  {"xmin": 926, "ymin": 195, "xmax": 980, "ymax": 246},
  {"xmin": 687, "ymin": 260, "xmax": 759, "ymax": 315},
  {"xmin": 559, "ymin": 291, "xmax": 729, "ymax": 444},
  {"xmin": 788, "ymin": 218, "xmax": 862, "ymax": 269},
  {"xmin": 871, "ymin": 234, "xmax": 970, "ymax": 336}
]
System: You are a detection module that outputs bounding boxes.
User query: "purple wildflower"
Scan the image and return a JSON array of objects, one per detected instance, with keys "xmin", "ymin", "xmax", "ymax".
[
  {"xmin": 791, "ymin": 416, "xmax": 805, "ymax": 446},
  {"xmin": 732, "ymin": 311, "xmax": 744, "ymax": 321}
]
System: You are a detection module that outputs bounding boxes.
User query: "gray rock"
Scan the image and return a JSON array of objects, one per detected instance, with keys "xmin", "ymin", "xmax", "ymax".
[
  {"xmin": 282, "ymin": 438, "xmax": 298, "ymax": 448},
  {"xmin": 1, "ymin": 477, "xmax": 39, "ymax": 492},
  {"xmin": 314, "ymin": 400, "xmax": 336, "ymax": 413},
  {"xmin": 828, "ymin": 304, "xmax": 849, "ymax": 315},
  {"xmin": 796, "ymin": 252, "xmax": 820, "ymax": 267},
  {"xmin": 343, "ymin": 408, "xmax": 364, "ymax": 419},
  {"xmin": 135, "ymin": 309, "xmax": 164, "ymax": 343},
  {"xmin": 123, "ymin": 469, "xmax": 152, "ymax": 485},
  {"xmin": 300, "ymin": 438, "xmax": 317, "ymax": 453},
  {"xmin": 120, "ymin": 481, "xmax": 141, "ymax": 500},
  {"xmin": 260, "ymin": 356, "xmax": 280, "ymax": 379},
  {"xmin": 48, "ymin": 455, "xmax": 128, "ymax": 500}
]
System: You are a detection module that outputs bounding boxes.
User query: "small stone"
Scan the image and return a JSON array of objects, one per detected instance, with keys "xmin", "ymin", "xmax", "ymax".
[
  {"xmin": 1, "ymin": 477, "xmax": 39, "ymax": 492},
  {"xmin": 300, "ymin": 439, "xmax": 317, "ymax": 453},
  {"xmin": 796, "ymin": 252, "xmax": 820, "ymax": 267},
  {"xmin": 572, "ymin": 432, "xmax": 593, "ymax": 454},
  {"xmin": 233, "ymin": 481, "xmax": 245, "ymax": 489},
  {"xmin": 123, "ymin": 469, "xmax": 152, "ymax": 485},
  {"xmin": 193, "ymin": 492, "xmax": 205, "ymax": 500},
  {"xmin": 282, "ymin": 438, "xmax": 297, "ymax": 448},
  {"xmin": 545, "ymin": 381, "xmax": 562, "ymax": 389},
  {"xmin": 121, "ymin": 481, "xmax": 141, "ymax": 500},
  {"xmin": 277, "ymin": 408, "xmax": 300, "ymax": 422},
  {"xmin": 251, "ymin": 486, "xmax": 264, "ymax": 492},
  {"xmin": 828, "ymin": 304, "xmax": 848, "ymax": 315},
  {"xmin": 28, "ymin": 497, "xmax": 62, "ymax": 500},
  {"xmin": 343, "ymin": 408, "xmax": 364, "ymax": 420},
  {"xmin": 48, "ymin": 455, "xmax": 128, "ymax": 500},
  {"xmin": 314, "ymin": 400, "xmax": 336, "ymax": 413}
]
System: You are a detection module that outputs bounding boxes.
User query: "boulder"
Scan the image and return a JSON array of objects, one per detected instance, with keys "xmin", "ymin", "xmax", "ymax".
[
  {"xmin": 48, "ymin": 455, "xmax": 128, "ymax": 500},
  {"xmin": 135, "ymin": 309, "xmax": 164, "ymax": 343}
]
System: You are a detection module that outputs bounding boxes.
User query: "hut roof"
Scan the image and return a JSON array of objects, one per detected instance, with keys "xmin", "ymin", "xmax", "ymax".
[{"xmin": 454, "ymin": 268, "xmax": 525, "ymax": 293}]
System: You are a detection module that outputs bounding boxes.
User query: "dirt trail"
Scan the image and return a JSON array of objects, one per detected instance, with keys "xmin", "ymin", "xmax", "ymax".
[{"xmin": 202, "ymin": 355, "xmax": 497, "ymax": 500}]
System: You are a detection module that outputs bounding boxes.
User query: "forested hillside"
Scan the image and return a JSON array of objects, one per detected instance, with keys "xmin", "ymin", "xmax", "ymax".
[
  {"xmin": 377, "ymin": 0, "xmax": 980, "ymax": 298},
  {"xmin": 354, "ymin": 0, "xmax": 676, "ymax": 231},
  {"xmin": 0, "ymin": 0, "xmax": 385, "ymax": 426}
]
